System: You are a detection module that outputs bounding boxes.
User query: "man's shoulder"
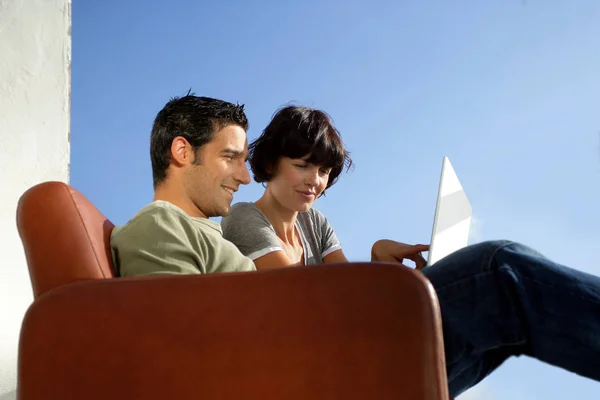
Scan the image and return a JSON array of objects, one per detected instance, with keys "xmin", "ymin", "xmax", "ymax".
[
  {"xmin": 111, "ymin": 201, "xmax": 225, "ymax": 243},
  {"xmin": 112, "ymin": 201, "xmax": 189, "ymax": 237}
]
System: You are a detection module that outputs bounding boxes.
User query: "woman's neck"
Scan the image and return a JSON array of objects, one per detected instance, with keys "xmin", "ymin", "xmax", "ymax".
[{"xmin": 255, "ymin": 191, "xmax": 298, "ymax": 244}]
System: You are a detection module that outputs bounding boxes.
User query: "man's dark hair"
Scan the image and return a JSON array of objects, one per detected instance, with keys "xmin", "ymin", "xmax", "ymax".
[
  {"xmin": 150, "ymin": 92, "xmax": 248, "ymax": 188},
  {"xmin": 248, "ymin": 105, "xmax": 353, "ymax": 194}
]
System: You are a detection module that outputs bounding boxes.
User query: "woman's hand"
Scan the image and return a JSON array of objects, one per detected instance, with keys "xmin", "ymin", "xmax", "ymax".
[{"xmin": 371, "ymin": 239, "xmax": 430, "ymax": 270}]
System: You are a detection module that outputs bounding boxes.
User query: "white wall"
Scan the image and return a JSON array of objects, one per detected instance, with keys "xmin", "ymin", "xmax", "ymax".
[{"xmin": 0, "ymin": 0, "xmax": 71, "ymax": 397}]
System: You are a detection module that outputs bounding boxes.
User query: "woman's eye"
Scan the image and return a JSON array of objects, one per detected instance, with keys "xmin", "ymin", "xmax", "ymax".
[
  {"xmin": 294, "ymin": 164, "xmax": 307, "ymax": 169},
  {"xmin": 319, "ymin": 168, "xmax": 331, "ymax": 175}
]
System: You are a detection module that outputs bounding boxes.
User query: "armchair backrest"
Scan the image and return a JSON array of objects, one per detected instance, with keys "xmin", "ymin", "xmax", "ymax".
[{"xmin": 17, "ymin": 181, "xmax": 116, "ymax": 298}]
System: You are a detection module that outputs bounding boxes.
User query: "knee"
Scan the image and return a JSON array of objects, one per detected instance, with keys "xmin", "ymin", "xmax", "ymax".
[
  {"xmin": 474, "ymin": 240, "xmax": 543, "ymax": 257},
  {"xmin": 471, "ymin": 240, "xmax": 547, "ymax": 273},
  {"xmin": 467, "ymin": 239, "xmax": 515, "ymax": 255},
  {"xmin": 458, "ymin": 240, "xmax": 527, "ymax": 271}
]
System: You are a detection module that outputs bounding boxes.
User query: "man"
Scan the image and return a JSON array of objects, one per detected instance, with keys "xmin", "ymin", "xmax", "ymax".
[
  {"xmin": 111, "ymin": 94, "xmax": 600, "ymax": 398},
  {"xmin": 111, "ymin": 94, "xmax": 256, "ymax": 276}
]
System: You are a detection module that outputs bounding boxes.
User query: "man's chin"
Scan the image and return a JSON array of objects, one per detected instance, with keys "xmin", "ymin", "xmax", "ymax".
[
  {"xmin": 203, "ymin": 204, "xmax": 232, "ymax": 218},
  {"xmin": 218, "ymin": 203, "xmax": 232, "ymax": 217}
]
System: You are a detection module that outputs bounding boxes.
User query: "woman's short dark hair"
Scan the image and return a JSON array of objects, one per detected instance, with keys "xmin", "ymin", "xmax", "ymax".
[{"xmin": 249, "ymin": 105, "xmax": 353, "ymax": 192}]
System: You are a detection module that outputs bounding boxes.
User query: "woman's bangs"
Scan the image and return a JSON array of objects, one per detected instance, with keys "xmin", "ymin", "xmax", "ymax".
[
  {"xmin": 305, "ymin": 132, "xmax": 345, "ymax": 170},
  {"xmin": 281, "ymin": 126, "xmax": 345, "ymax": 170}
]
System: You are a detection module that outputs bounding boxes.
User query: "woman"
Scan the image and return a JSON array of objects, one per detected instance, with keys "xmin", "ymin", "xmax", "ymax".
[
  {"xmin": 221, "ymin": 105, "xmax": 600, "ymax": 398},
  {"xmin": 220, "ymin": 105, "xmax": 427, "ymax": 269}
]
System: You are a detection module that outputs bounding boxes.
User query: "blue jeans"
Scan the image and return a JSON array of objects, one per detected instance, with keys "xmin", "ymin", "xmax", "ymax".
[{"xmin": 421, "ymin": 240, "xmax": 600, "ymax": 397}]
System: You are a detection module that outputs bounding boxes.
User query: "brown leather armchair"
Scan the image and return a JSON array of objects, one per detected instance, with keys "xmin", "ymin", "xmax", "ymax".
[{"xmin": 16, "ymin": 181, "xmax": 450, "ymax": 400}]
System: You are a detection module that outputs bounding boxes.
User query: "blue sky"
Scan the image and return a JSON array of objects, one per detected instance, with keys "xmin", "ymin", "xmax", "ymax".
[{"xmin": 72, "ymin": 1, "xmax": 600, "ymax": 398}]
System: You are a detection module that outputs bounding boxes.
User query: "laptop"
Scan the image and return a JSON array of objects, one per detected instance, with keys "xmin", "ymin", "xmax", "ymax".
[{"xmin": 426, "ymin": 157, "xmax": 473, "ymax": 267}]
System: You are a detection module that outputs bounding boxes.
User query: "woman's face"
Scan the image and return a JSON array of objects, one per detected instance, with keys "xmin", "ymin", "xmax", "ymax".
[{"xmin": 267, "ymin": 156, "xmax": 331, "ymax": 212}]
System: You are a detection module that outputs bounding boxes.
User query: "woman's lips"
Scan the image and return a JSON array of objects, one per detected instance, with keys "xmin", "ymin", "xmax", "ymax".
[{"xmin": 296, "ymin": 190, "xmax": 315, "ymax": 199}]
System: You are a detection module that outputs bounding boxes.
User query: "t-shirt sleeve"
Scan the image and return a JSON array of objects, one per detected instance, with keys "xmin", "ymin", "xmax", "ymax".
[
  {"xmin": 111, "ymin": 207, "xmax": 205, "ymax": 277},
  {"xmin": 221, "ymin": 203, "xmax": 284, "ymax": 260},
  {"xmin": 311, "ymin": 208, "xmax": 342, "ymax": 258}
]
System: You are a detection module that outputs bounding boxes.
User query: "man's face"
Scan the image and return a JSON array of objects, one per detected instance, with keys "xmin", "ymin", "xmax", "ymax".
[{"xmin": 184, "ymin": 125, "xmax": 251, "ymax": 218}]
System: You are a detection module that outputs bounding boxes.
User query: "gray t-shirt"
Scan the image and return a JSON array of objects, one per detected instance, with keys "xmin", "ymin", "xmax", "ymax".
[{"xmin": 221, "ymin": 202, "xmax": 342, "ymax": 265}]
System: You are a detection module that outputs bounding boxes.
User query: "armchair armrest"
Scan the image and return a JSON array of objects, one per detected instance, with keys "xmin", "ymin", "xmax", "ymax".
[{"xmin": 18, "ymin": 263, "xmax": 449, "ymax": 400}]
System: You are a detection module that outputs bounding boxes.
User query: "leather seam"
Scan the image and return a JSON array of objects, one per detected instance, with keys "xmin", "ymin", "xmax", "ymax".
[{"xmin": 62, "ymin": 183, "xmax": 109, "ymax": 279}]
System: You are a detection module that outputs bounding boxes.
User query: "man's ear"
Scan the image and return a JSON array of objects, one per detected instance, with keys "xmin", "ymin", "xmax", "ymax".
[{"xmin": 170, "ymin": 136, "xmax": 193, "ymax": 166}]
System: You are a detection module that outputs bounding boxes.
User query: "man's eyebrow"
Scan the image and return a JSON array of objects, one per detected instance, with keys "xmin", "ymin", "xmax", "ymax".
[{"xmin": 221, "ymin": 148, "xmax": 247, "ymax": 159}]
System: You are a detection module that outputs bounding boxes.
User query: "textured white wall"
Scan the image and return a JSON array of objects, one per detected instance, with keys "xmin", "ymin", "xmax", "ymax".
[{"xmin": 0, "ymin": 0, "xmax": 71, "ymax": 397}]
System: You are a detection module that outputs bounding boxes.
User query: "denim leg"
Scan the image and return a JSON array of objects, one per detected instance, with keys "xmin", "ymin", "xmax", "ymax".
[{"xmin": 421, "ymin": 240, "xmax": 600, "ymax": 397}]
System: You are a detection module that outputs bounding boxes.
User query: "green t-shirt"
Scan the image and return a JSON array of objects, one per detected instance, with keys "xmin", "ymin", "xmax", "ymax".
[{"xmin": 110, "ymin": 201, "xmax": 257, "ymax": 277}]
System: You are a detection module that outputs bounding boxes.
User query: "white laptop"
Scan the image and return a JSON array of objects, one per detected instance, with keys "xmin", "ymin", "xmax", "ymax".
[{"xmin": 426, "ymin": 157, "xmax": 473, "ymax": 267}]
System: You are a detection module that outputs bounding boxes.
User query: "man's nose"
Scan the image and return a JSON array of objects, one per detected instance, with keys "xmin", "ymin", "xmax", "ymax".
[{"xmin": 235, "ymin": 161, "xmax": 251, "ymax": 185}]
